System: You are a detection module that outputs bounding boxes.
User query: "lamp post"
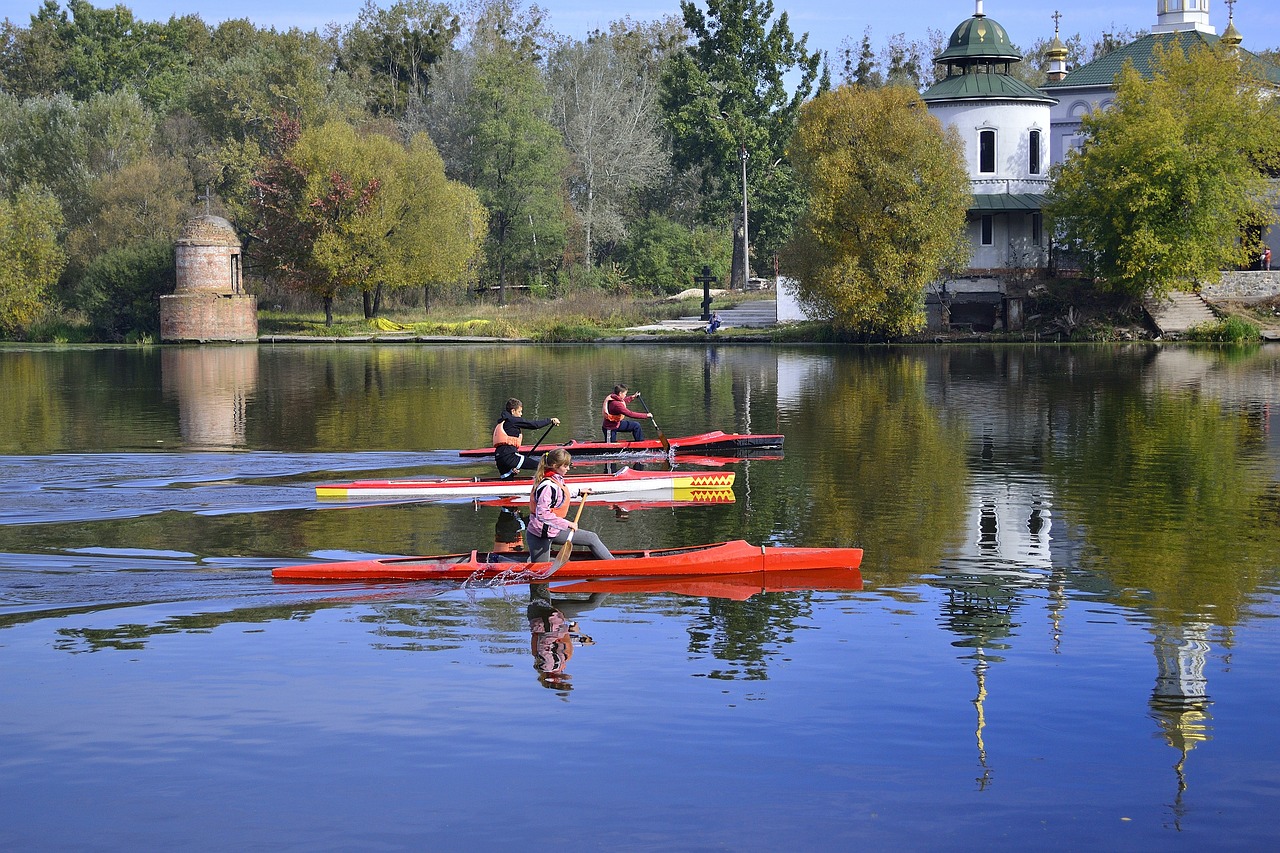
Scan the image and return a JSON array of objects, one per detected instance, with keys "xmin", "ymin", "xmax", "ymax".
[{"xmin": 739, "ymin": 141, "xmax": 749, "ymax": 290}]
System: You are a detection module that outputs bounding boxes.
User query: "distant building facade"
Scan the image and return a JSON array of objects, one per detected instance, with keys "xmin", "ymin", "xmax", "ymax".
[{"xmin": 919, "ymin": 1, "xmax": 1055, "ymax": 332}]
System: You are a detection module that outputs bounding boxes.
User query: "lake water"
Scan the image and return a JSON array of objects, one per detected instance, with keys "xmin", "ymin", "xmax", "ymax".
[{"xmin": 2, "ymin": 342, "xmax": 1279, "ymax": 850}]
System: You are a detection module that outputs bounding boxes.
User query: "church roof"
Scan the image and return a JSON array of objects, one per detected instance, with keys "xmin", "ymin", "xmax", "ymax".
[
  {"xmin": 1042, "ymin": 30, "xmax": 1280, "ymax": 89},
  {"xmin": 936, "ymin": 14, "xmax": 1021, "ymax": 63},
  {"xmin": 969, "ymin": 193, "xmax": 1047, "ymax": 212},
  {"xmin": 923, "ymin": 71, "xmax": 1056, "ymax": 103}
]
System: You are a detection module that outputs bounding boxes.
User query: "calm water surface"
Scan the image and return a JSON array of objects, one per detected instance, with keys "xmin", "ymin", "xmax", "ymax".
[{"xmin": 2, "ymin": 342, "xmax": 1280, "ymax": 850}]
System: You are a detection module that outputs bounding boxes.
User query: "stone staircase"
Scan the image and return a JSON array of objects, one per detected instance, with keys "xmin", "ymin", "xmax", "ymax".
[{"xmin": 1144, "ymin": 291, "xmax": 1216, "ymax": 337}]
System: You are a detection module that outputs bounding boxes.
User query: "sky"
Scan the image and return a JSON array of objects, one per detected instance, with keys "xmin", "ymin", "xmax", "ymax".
[{"xmin": 2, "ymin": 0, "xmax": 1278, "ymax": 61}]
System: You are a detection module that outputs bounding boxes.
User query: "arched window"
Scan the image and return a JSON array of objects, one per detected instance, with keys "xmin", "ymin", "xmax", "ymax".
[
  {"xmin": 1029, "ymin": 130, "xmax": 1041, "ymax": 175},
  {"xmin": 979, "ymin": 129, "xmax": 996, "ymax": 174}
]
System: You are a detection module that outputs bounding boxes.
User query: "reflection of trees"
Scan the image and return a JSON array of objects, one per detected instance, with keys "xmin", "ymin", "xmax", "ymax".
[
  {"xmin": 685, "ymin": 593, "xmax": 816, "ymax": 680},
  {"xmin": 1045, "ymin": 388, "xmax": 1279, "ymax": 625},
  {"xmin": 762, "ymin": 350, "xmax": 970, "ymax": 579}
]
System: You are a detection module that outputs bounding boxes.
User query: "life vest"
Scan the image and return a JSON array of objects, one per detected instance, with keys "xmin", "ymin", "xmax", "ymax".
[
  {"xmin": 493, "ymin": 418, "xmax": 521, "ymax": 447},
  {"xmin": 527, "ymin": 475, "xmax": 569, "ymax": 534},
  {"xmin": 602, "ymin": 394, "xmax": 625, "ymax": 429}
]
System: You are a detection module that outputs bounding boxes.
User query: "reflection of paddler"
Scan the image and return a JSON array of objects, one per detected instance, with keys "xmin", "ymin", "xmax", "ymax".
[
  {"xmin": 493, "ymin": 507, "xmax": 526, "ymax": 554},
  {"xmin": 527, "ymin": 595, "xmax": 595, "ymax": 690}
]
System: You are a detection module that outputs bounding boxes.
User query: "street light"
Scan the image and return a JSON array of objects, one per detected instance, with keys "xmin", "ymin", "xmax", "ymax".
[
  {"xmin": 720, "ymin": 112, "xmax": 750, "ymax": 291},
  {"xmin": 739, "ymin": 141, "xmax": 749, "ymax": 291}
]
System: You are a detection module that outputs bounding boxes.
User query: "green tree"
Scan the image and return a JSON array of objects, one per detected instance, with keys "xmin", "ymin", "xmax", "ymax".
[
  {"xmin": 659, "ymin": 0, "xmax": 820, "ymax": 287},
  {"xmin": 251, "ymin": 117, "xmax": 485, "ymax": 324},
  {"xmin": 64, "ymin": 153, "xmax": 194, "ymax": 263},
  {"xmin": 77, "ymin": 238, "xmax": 173, "ymax": 340},
  {"xmin": 619, "ymin": 213, "xmax": 731, "ymax": 294},
  {"xmin": 785, "ymin": 85, "xmax": 970, "ymax": 336},
  {"xmin": 547, "ymin": 19, "xmax": 678, "ymax": 268},
  {"xmin": 1046, "ymin": 44, "xmax": 1280, "ymax": 297},
  {"xmin": 0, "ymin": 184, "xmax": 66, "ymax": 337},
  {"xmin": 338, "ymin": 0, "xmax": 460, "ymax": 117}
]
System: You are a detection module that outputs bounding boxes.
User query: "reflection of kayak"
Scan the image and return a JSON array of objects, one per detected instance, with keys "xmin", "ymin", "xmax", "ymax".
[
  {"xmin": 475, "ymin": 489, "xmax": 735, "ymax": 509},
  {"xmin": 316, "ymin": 467, "xmax": 734, "ymax": 499},
  {"xmin": 272, "ymin": 539, "xmax": 863, "ymax": 582},
  {"xmin": 549, "ymin": 567, "xmax": 864, "ymax": 601},
  {"xmin": 458, "ymin": 430, "xmax": 784, "ymax": 458}
]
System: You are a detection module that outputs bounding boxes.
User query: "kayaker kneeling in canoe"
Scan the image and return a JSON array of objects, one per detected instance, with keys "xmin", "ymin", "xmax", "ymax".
[
  {"xmin": 493, "ymin": 398, "xmax": 559, "ymax": 478},
  {"xmin": 525, "ymin": 449, "xmax": 614, "ymax": 562},
  {"xmin": 601, "ymin": 383, "xmax": 652, "ymax": 443}
]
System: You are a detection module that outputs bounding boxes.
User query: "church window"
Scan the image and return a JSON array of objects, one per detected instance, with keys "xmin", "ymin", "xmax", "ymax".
[
  {"xmin": 981, "ymin": 215, "xmax": 994, "ymax": 246},
  {"xmin": 1029, "ymin": 130, "xmax": 1041, "ymax": 175},
  {"xmin": 979, "ymin": 129, "xmax": 996, "ymax": 174},
  {"xmin": 1032, "ymin": 213, "xmax": 1043, "ymax": 246}
]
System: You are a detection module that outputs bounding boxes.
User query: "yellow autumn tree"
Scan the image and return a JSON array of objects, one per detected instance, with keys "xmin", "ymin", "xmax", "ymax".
[
  {"xmin": 289, "ymin": 121, "xmax": 486, "ymax": 319},
  {"xmin": 0, "ymin": 185, "xmax": 66, "ymax": 337},
  {"xmin": 785, "ymin": 85, "xmax": 970, "ymax": 336}
]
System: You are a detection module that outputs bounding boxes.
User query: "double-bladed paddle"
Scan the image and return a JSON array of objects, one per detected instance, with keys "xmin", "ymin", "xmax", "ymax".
[
  {"xmin": 636, "ymin": 394, "xmax": 671, "ymax": 453},
  {"xmin": 546, "ymin": 490, "xmax": 590, "ymax": 575}
]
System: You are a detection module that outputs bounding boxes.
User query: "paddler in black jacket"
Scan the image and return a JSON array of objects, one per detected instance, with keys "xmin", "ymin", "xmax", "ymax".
[{"xmin": 492, "ymin": 398, "xmax": 559, "ymax": 478}]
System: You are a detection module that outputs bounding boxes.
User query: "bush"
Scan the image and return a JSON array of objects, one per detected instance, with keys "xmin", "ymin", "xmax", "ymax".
[
  {"xmin": 75, "ymin": 240, "xmax": 175, "ymax": 341},
  {"xmin": 619, "ymin": 214, "xmax": 732, "ymax": 294},
  {"xmin": 1186, "ymin": 315, "xmax": 1261, "ymax": 343}
]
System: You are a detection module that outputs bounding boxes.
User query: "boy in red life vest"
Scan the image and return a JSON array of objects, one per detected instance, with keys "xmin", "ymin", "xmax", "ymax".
[
  {"xmin": 493, "ymin": 398, "xmax": 559, "ymax": 478},
  {"xmin": 524, "ymin": 449, "xmax": 614, "ymax": 562},
  {"xmin": 601, "ymin": 383, "xmax": 652, "ymax": 443}
]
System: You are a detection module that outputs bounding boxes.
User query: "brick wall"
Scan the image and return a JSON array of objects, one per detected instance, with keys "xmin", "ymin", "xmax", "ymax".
[{"xmin": 159, "ymin": 294, "xmax": 258, "ymax": 342}]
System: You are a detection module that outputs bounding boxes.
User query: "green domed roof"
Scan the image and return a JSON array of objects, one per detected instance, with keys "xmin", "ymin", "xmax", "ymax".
[{"xmin": 935, "ymin": 14, "xmax": 1021, "ymax": 63}]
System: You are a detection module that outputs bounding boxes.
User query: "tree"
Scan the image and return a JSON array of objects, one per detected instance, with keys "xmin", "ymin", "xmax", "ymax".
[
  {"xmin": 338, "ymin": 0, "xmax": 460, "ymax": 117},
  {"xmin": 0, "ymin": 184, "xmax": 65, "ymax": 337},
  {"xmin": 411, "ymin": 0, "xmax": 566, "ymax": 302},
  {"xmin": 619, "ymin": 212, "xmax": 731, "ymax": 294},
  {"xmin": 250, "ymin": 116, "xmax": 485, "ymax": 324},
  {"xmin": 64, "ymin": 153, "xmax": 194, "ymax": 263},
  {"xmin": 785, "ymin": 85, "xmax": 970, "ymax": 336},
  {"xmin": 546, "ymin": 19, "xmax": 677, "ymax": 267},
  {"xmin": 1046, "ymin": 44, "xmax": 1280, "ymax": 297},
  {"xmin": 659, "ymin": 0, "xmax": 820, "ymax": 287},
  {"xmin": 77, "ymin": 238, "xmax": 174, "ymax": 341}
]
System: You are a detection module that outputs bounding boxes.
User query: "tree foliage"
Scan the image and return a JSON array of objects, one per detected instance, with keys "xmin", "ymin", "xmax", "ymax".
[
  {"xmin": 546, "ymin": 19, "xmax": 678, "ymax": 266},
  {"xmin": 1046, "ymin": 44, "xmax": 1280, "ymax": 297},
  {"xmin": 659, "ymin": 0, "xmax": 820, "ymax": 280},
  {"xmin": 250, "ymin": 116, "xmax": 485, "ymax": 324},
  {"xmin": 338, "ymin": 0, "xmax": 460, "ymax": 117},
  {"xmin": 0, "ymin": 184, "xmax": 66, "ymax": 336},
  {"xmin": 785, "ymin": 85, "xmax": 970, "ymax": 336},
  {"xmin": 76, "ymin": 237, "xmax": 173, "ymax": 340}
]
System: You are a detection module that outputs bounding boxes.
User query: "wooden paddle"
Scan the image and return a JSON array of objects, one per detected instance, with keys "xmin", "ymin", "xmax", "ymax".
[
  {"xmin": 546, "ymin": 491, "xmax": 590, "ymax": 574},
  {"xmin": 636, "ymin": 394, "xmax": 671, "ymax": 453}
]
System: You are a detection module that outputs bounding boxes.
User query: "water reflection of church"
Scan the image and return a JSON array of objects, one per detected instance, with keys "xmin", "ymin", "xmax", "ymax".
[{"xmin": 915, "ymin": 351, "xmax": 1219, "ymax": 801}]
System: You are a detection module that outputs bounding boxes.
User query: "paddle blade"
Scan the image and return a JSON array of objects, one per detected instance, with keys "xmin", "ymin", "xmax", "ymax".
[
  {"xmin": 548, "ymin": 530, "xmax": 575, "ymax": 572},
  {"xmin": 545, "ymin": 491, "xmax": 589, "ymax": 575}
]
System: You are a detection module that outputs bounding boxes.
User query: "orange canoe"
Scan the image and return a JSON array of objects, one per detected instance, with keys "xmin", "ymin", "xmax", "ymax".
[
  {"xmin": 548, "ymin": 567, "xmax": 864, "ymax": 600},
  {"xmin": 272, "ymin": 539, "xmax": 863, "ymax": 583}
]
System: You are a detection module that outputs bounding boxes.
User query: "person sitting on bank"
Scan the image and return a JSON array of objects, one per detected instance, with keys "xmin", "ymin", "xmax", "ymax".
[
  {"xmin": 706, "ymin": 312, "xmax": 722, "ymax": 334},
  {"xmin": 493, "ymin": 398, "xmax": 559, "ymax": 478},
  {"xmin": 601, "ymin": 383, "xmax": 652, "ymax": 443},
  {"xmin": 524, "ymin": 448, "xmax": 614, "ymax": 563}
]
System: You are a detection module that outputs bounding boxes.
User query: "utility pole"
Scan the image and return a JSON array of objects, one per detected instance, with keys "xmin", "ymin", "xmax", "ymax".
[{"xmin": 739, "ymin": 142, "xmax": 749, "ymax": 290}]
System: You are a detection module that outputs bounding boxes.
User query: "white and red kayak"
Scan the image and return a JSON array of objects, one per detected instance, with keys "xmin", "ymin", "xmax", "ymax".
[
  {"xmin": 316, "ymin": 466, "xmax": 735, "ymax": 500},
  {"xmin": 458, "ymin": 430, "xmax": 783, "ymax": 458}
]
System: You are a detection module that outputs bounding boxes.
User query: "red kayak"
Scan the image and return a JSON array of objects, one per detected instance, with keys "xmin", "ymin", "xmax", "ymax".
[
  {"xmin": 549, "ymin": 567, "xmax": 864, "ymax": 601},
  {"xmin": 272, "ymin": 539, "xmax": 863, "ymax": 582},
  {"xmin": 458, "ymin": 430, "xmax": 784, "ymax": 458}
]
